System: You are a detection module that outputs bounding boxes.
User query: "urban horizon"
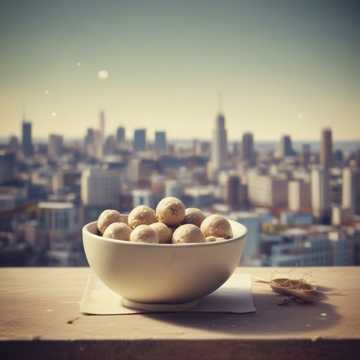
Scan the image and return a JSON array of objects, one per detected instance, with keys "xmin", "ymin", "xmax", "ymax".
[{"xmin": 2, "ymin": 113, "xmax": 360, "ymax": 145}]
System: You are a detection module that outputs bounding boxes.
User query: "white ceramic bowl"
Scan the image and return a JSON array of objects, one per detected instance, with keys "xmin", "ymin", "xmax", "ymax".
[{"xmin": 82, "ymin": 220, "xmax": 247, "ymax": 304}]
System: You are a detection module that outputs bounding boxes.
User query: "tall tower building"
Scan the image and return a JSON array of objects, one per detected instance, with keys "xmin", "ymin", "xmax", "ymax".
[
  {"xmin": 288, "ymin": 179, "xmax": 311, "ymax": 212},
  {"xmin": 320, "ymin": 128, "xmax": 333, "ymax": 169},
  {"xmin": 211, "ymin": 112, "xmax": 228, "ymax": 172},
  {"xmin": 241, "ymin": 132, "xmax": 255, "ymax": 166},
  {"xmin": 342, "ymin": 163, "xmax": 360, "ymax": 215},
  {"xmin": 154, "ymin": 131, "xmax": 167, "ymax": 152},
  {"xmin": 22, "ymin": 120, "xmax": 33, "ymax": 156},
  {"xmin": 301, "ymin": 144, "xmax": 311, "ymax": 167},
  {"xmin": 311, "ymin": 167, "xmax": 331, "ymax": 221},
  {"xmin": 0, "ymin": 151, "xmax": 15, "ymax": 184},
  {"xmin": 226, "ymin": 174, "xmax": 241, "ymax": 210},
  {"xmin": 116, "ymin": 126, "xmax": 125, "ymax": 144},
  {"xmin": 278, "ymin": 135, "xmax": 295, "ymax": 158},
  {"xmin": 48, "ymin": 134, "xmax": 63, "ymax": 159},
  {"xmin": 134, "ymin": 129, "xmax": 146, "ymax": 151},
  {"xmin": 99, "ymin": 110, "xmax": 106, "ymax": 141}
]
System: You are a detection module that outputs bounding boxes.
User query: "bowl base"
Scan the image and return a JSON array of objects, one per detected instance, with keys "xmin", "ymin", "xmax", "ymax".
[{"xmin": 122, "ymin": 298, "xmax": 199, "ymax": 312}]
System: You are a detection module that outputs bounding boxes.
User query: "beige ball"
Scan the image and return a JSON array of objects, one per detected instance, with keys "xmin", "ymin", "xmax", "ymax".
[
  {"xmin": 150, "ymin": 222, "xmax": 173, "ymax": 244},
  {"xmin": 172, "ymin": 224, "xmax": 205, "ymax": 244},
  {"xmin": 103, "ymin": 222, "xmax": 132, "ymax": 241},
  {"xmin": 183, "ymin": 208, "xmax": 206, "ymax": 227},
  {"xmin": 130, "ymin": 224, "xmax": 158, "ymax": 243},
  {"xmin": 128, "ymin": 205, "xmax": 157, "ymax": 229},
  {"xmin": 200, "ymin": 214, "xmax": 233, "ymax": 239},
  {"xmin": 156, "ymin": 197, "xmax": 185, "ymax": 226},
  {"xmin": 97, "ymin": 209, "xmax": 128, "ymax": 234}
]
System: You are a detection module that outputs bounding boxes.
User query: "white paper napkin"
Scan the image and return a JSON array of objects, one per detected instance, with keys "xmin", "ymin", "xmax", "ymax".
[{"xmin": 80, "ymin": 271, "xmax": 256, "ymax": 315}]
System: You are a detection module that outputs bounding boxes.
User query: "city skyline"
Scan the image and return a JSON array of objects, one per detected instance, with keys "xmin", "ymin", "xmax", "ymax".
[
  {"xmin": 2, "ymin": 111, "xmax": 360, "ymax": 145},
  {"xmin": 1, "ymin": 0, "xmax": 360, "ymax": 140}
]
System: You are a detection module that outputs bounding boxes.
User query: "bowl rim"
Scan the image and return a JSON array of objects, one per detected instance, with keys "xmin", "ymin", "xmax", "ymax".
[{"xmin": 83, "ymin": 219, "xmax": 247, "ymax": 248}]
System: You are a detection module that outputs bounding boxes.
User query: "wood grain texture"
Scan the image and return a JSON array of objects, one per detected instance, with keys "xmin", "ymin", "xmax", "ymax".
[{"xmin": 0, "ymin": 267, "xmax": 359, "ymax": 359}]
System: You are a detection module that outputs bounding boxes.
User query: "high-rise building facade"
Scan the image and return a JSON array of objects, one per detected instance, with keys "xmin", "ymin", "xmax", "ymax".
[
  {"xmin": 134, "ymin": 129, "xmax": 146, "ymax": 151},
  {"xmin": 311, "ymin": 167, "xmax": 331, "ymax": 220},
  {"xmin": 48, "ymin": 134, "xmax": 64, "ymax": 159},
  {"xmin": 247, "ymin": 170, "xmax": 288, "ymax": 208},
  {"xmin": 81, "ymin": 168, "xmax": 121, "ymax": 207},
  {"xmin": 241, "ymin": 132, "xmax": 255, "ymax": 166},
  {"xmin": 320, "ymin": 128, "xmax": 333, "ymax": 168},
  {"xmin": 22, "ymin": 121, "xmax": 33, "ymax": 156},
  {"xmin": 154, "ymin": 131, "xmax": 167, "ymax": 152},
  {"xmin": 300, "ymin": 144, "xmax": 311, "ymax": 167},
  {"xmin": 231, "ymin": 211, "xmax": 261, "ymax": 264},
  {"xmin": 211, "ymin": 112, "xmax": 228, "ymax": 172},
  {"xmin": 342, "ymin": 164, "xmax": 360, "ymax": 215},
  {"xmin": 0, "ymin": 151, "xmax": 15, "ymax": 185},
  {"xmin": 278, "ymin": 135, "xmax": 295, "ymax": 158},
  {"xmin": 116, "ymin": 127, "xmax": 126, "ymax": 144},
  {"xmin": 226, "ymin": 175, "xmax": 241, "ymax": 210},
  {"xmin": 288, "ymin": 179, "xmax": 311, "ymax": 212},
  {"xmin": 99, "ymin": 110, "xmax": 106, "ymax": 141},
  {"xmin": 38, "ymin": 201, "xmax": 77, "ymax": 252}
]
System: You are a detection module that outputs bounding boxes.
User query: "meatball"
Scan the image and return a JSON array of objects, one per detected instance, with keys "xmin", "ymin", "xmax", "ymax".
[
  {"xmin": 150, "ymin": 222, "xmax": 173, "ymax": 244},
  {"xmin": 128, "ymin": 205, "xmax": 157, "ymax": 229},
  {"xmin": 103, "ymin": 222, "xmax": 132, "ymax": 241},
  {"xmin": 200, "ymin": 214, "xmax": 233, "ymax": 239},
  {"xmin": 130, "ymin": 224, "xmax": 158, "ymax": 243},
  {"xmin": 156, "ymin": 197, "xmax": 185, "ymax": 226},
  {"xmin": 183, "ymin": 208, "xmax": 206, "ymax": 227},
  {"xmin": 172, "ymin": 224, "xmax": 205, "ymax": 244},
  {"xmin": 97, "ymin": 209, "xmax": 128, "ymax": 234}
]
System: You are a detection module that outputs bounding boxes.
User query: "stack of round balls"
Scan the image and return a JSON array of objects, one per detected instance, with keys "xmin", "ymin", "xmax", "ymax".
[{"xmin": 96, "ymin": 197, "xmax": 233, "ymax": 244}]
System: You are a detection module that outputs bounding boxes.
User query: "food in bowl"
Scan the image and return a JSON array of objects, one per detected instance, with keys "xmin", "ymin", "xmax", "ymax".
[
  {"xmin": 200, "ymin": 214, "xmax": 233, "ymax": 239},
  {"xmin": 155, "ymin": 196, "xmax": 186, "ymax": 226},
  {"xmin": 96, "ymin": 196, "xmax": 234, "ymax": 244},
  {"xmin": 183, "ymin": 207, "xmax": 206, "ymax": 227},
  {"xmin": 82, "ymin": 216, "xmax": 247, "ymax": 304},
  {"xmin": 103, "ymin": 222, "xmax": 132, "ymax": 241},
  {"xmin": 150, "ymin": 222, "xmax": 173, "ymax": 244},
  {"xmin": 128, "ymin": 205, "xmax": 157, "ymax": 228},
  {"xmin": 172, "ymin": 224, "xmax": 205, "ymax": 244},
  {"xmin": 130, "ymin": 224, "xmax": 158, "ymax": 243},
  {"xmin": 97, "ymin": 209, "xmax": 127, "ymax": 234}
]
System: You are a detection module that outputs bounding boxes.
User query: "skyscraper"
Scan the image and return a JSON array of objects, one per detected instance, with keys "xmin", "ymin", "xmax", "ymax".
[
  {"xmin": 342, "ymin": 163, "xmax": 360, "ymax": 215},
  {"xmin": 0, "ymin": 151, "xmax": 15, "ymax": 184},
  {"xmin": 134, "ymin": 129, "xmax": 146, "ymax": 151},
  {"xmin": 81, "ymin": 168, "xmax": 121, "ymax": 207},
  {"xmin": 311, "ymin": 167, "xmax": 331, "ymax": 221},
  {"xmin": 116, "ymin": 126, "xmax": 125, "ymax": 144},
  {"xmin": 278, "ymin": 135, "xmax": 295, "ymax": 158},
  {"xmin": 226, "ymin": 175, "xmax": 241, "ymax": 210},
  {"xmin": 301, "ymin": 144, "xmax": 311, "ymax": 167},
  {"xmin": 288, "ymin": 179, "xmax": 311, "ymax": 212},
  {"xmin": 241, "ymin": 132, "xmax": 255, "ymax": 166},
  {"xmin": 211, "ymin": 112, "xmax": 228, "ymax": 172},
  {"xmin": 154, "ymin": 131, "xmax": 167, "ymax": 152},
  {"xmin": 320, "ymin": 128, "xmax": 333, "ymax": 168},
  {"xmin": 99, "ymin": 110, "xmax": 106, "ymax": 141},
  {"xmin": 21, "ymin": 120, "xmax": 33, "ymax": 156},
  {"xmin": 48, "ymin": 134, "xmax": 63, "ymax": 159}
]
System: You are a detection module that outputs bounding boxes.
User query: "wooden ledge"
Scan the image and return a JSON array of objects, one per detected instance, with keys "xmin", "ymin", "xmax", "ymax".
[{"xmin": 0, "ymin": 267, "xmax": 359, "ymax": 359}]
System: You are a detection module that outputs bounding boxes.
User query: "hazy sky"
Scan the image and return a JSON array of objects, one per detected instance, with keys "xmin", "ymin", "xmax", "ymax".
[{"xmin": 0, "ymin": 0, "xmax": 359, "ymax": 141}]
